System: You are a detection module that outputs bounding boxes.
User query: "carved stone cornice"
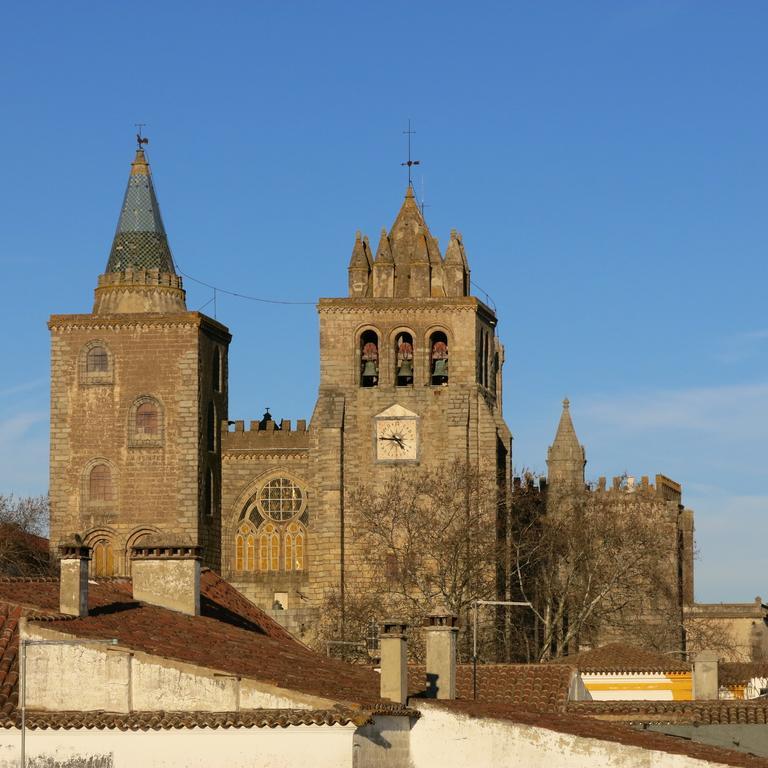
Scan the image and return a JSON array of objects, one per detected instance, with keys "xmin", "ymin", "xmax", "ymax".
[{"xmin": 48, "ymin": 311, "xmax": 232, "ymax": 342}]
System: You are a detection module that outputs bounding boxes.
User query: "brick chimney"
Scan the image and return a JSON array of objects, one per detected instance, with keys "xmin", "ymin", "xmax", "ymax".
[
  {"xmin": 693, "ymin": 650, "xmax": 719, "ymax": 700},
  {"xmin": 130, "ymin": 540, "xmax": 202, "ymax": 616},
  {"xmin": 379, "ymin": 620, "xmax": 408, "ymax": 705},
  {"xmin": 424, "ymin": 605, "xmax": 459, "ymax": 700},
  {"xmin": 58, "ymin": 544, "xmax": 91, "ymax": 617}
]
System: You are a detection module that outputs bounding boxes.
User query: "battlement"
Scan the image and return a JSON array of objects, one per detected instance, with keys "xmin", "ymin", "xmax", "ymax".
[
  {"xmin": 592, "ymin": 473, "xmax": 682, "ymax": 503},
  {"xmin": 97, "ymin": 269, "xmax": 184, "ymax": 289},
  {"xmin": 222, "ymin": 418, "xmax": 310, "ymax": 451}
]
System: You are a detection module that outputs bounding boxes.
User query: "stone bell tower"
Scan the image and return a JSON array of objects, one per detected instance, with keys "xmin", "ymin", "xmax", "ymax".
[
  {"xmin": 49, "ymin": 144, "xmax": 231, "ymax": 575},
  {"xmin": 309, "ymin": 184, "xmax": 513, "ymax": 602}
]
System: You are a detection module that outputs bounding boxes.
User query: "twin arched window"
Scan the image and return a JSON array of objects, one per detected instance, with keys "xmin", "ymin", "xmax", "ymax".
[
  {"xmin": 359, "ymin": 330, "xmax": 449, "ymax": 387},
  {"xmin": 234, "ymin": 520, "xmax": 305, "ymax": 572}
]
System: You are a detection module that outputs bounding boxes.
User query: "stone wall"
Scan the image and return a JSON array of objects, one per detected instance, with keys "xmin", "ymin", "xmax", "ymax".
[{"xmin": 48, "ymin": 311, "xmax": 230, "ymax": 573}]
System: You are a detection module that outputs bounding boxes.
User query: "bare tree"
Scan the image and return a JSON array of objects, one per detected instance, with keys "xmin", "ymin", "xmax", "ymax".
[
  {"xmin": 0, "ymin": 494, "xmax": 52, "ymax": 576},
  {"xmin": 316, "ymin": 460, "xmax": 502, "ymax": 661},
  {"xmin": 511, "ymin": 481, "xmax": 683, "ymax": 662}
]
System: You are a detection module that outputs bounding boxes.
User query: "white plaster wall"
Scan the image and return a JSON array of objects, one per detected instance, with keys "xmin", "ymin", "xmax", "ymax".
[
  {"xmin": 22, "ymin": 625, "xmax": 333, "ymax": 713},
  {"xmin": 353, "ymin": 715, "xmax": 411, "ymax": 768},
  {"xmin": 24, "ymin": 642, "xmax": 131, "ymax": 713},
  {"xmin": 131, "ymin": 657, "xmax": 237, "ymax": 711},
  {"xmin": 410, "ymin": 703, "xmax": 734, "ymax": 768},
  {"xmin": 0, "ymin": 724, "xmax": 355, "ymax": 768}
]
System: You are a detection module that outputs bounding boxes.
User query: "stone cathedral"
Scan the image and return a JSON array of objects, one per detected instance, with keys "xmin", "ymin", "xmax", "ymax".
[{"xmin": 49, "ymin": 146, "xmax": 513, "ymax": 637}]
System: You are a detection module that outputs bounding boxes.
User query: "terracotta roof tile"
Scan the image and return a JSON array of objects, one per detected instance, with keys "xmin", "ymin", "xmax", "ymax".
[
  {"xmin": 431, "ymin": 700, "xmax": 768, "ymax": 768},
  {"xmin": 409, "ymin": 664, "xmax": 576, "ymax": 712},
  {"xmin": 0, "ymin": 708, "xmax": 375, "ymax": 731},
  {"xmin": 567, "ymin": 700, "xmax": 768, "ymax": 725},
  {"xmin": 549, "ymin": 642, "xmax": 690, "ymax": 673},
  {"xmin": 0, "ymin": 572, "xmax": 384, "ymax": 715},
  {"xmin": 721, "ymin": 662, "xmax": 768, "ymax": 686}
]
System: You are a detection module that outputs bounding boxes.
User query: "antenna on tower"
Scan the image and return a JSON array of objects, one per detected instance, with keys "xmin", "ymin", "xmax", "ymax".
[
  {"xmin": 401, "ymin": 119, "xmax": 420, "ymax": 187},
  {"xmin": 419, "ymin": 175, "xmax": 431, "ymax": 220}
]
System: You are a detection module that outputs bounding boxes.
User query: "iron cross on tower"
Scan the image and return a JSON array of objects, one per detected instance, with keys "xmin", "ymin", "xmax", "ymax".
[{"xmin": 401, "ymin": 119, "xmax": 420, "ymax": 187}]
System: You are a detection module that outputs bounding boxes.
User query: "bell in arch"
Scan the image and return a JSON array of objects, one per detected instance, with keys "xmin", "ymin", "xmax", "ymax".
[
  {"xmin": 362, "ymin": 360, "xmax": 378, "ymax": 380},
  {"xmin": 395, "ymin": 334, "xmax": 414, "ymax": 387},
  {"xmin": 431, "ymin": 336, "xmax": 449, "ymax": 385},
  {"xmin": 433, "ymin": 358, "xmax": 448, "ymax": 378}
]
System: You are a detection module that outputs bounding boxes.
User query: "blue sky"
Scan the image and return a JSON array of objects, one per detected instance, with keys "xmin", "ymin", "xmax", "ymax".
[{"xmin": 1, "ymin": 1, "xmax": 766, "ymax": 602}]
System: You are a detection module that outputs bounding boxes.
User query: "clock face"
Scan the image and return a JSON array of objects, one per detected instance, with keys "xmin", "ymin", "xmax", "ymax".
[{"xmin": 376, "ymin": 418, "xmax": 419, "ymax": 462}]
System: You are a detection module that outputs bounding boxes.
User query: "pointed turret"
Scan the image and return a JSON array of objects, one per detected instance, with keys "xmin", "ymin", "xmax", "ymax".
[
  {"xmin": 348, "ymin": 230, "xmax": 372, "ymax": 297},
  {"xmin": 444, "ymin": 229, "xmax": 469, "ymax": 297},
  {"xmin": 373, "ymin": 228, "xmax": 395, "ymax": 297},
  {"xmin": 546, "ymin": 398, "xmax": 586, "ymax": 488},
  {"xmin": 93, "ymin": 147, "xmax": 186, "ymax": 314}
]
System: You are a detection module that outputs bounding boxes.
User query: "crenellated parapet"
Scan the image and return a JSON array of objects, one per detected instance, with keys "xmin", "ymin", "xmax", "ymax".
[
  {"xmin": 591, "ymin": 473, "xmax": 683, "ymax": 505},
  {"xmin": 97, "ymin": 269, "xmax": 184, "ymax": 289},
  {"xmin": 222, "ymin": 418, "xmax": 310, "ymax": 452}
]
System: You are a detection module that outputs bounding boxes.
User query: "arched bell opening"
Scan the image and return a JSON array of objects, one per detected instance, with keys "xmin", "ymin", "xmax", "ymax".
[
  {"xmin": 360, "ymin": 330, "xmax": 379, "ymax": 387},
  {"xmin": 395, "ymin": 332, "xmax": 414, "ymax": 387},
  {"xmin": 430, "ymin": 332, "xmax": 449, "ymax": 385}
]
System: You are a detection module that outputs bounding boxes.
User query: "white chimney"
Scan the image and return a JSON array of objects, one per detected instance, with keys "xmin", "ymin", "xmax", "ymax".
[
  {"xmin": 58, "ymin": 544, "xmax": 91, "ymax": 617},
  {"xmin": 131, "ymin": 540, "xmax": 202, "ymax": 616},
  {"xmin": 425, "ymin": 606, "xmax": 459, "ymax": 700},
  {"xmin": 379, "ymin": 620, "xmax": 408, "ymax": 705},
  {"xmin": 693, "ymin": 650, "xmax": 719, "ymax": 700}
]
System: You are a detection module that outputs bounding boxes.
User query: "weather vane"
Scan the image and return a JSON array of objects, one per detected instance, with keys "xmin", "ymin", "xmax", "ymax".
[
  {"xmin": 401, "ymin": 119, "xmax": 420, "ymax": 187},
  {"xmin": 135, "ymin": 123, "xmax": 149, "ymax": 150}
]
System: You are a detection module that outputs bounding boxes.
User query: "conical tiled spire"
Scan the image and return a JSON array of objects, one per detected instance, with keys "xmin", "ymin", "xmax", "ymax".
[
  {"xmin": 546, "ymin": 398, "xmax": 586, "ymax": 487},
  {"xmin": 93, "ymin": 146, "xmax": 186, "ymax": 315},
  {"xmin": 105, "ymin": 149, "xmax": 176, "ymax": 273}
]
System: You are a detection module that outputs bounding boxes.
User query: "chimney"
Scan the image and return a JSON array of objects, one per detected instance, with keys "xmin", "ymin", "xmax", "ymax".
[
  {"xmin": 130, "ymin": 539, "xmax": 202, "ymax": 616},
  {"xmin": 424, "ymin": 605, "xmax": 459, "ymax": 700},
  {"xmin": 58, "ymin": 544, "xmax": 91, "ymax": 617},
  {"xmin": 693, "ymin": 650, "xmax": 719, "ymax": 700},
  {"xmin": 379, "ymin": 620, "xmax": 408, "ymax": 704}
]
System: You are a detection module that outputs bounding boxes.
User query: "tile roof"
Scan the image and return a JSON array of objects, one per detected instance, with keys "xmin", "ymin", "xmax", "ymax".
[
  {"xmin": 721, "ymin": 663, "xmax": 768, "ymax": 686},
  {"xmin": 567, "ymin": 700, "xmax": 768, "ymax": 725},
  {"xmin": 549, "ymin": 642, "xmax": 691, "ymax": 673},
  {"xmin": 430, "ymin": 700, "xmax": 768, "ymax": 768},
  {"xmin": 409, "ymin": 664, "xmax": 576, "ymax": 712},
  {"xmin": 0, "ymin": 571, "xmax": 388, "ymax": 723},
  {"xmin": 6, "ymin": 708, "xmax": 373, "ymax": 731}
]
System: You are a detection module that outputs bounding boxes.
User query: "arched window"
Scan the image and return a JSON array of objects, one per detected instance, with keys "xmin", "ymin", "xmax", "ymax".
[
  {"xmin": 395, "ymin": 332, "xmax": 414, "ymax": 387},
  {"xmin": 235, "ymin": 522, "xmax": 256, "ymax": 571},
  {"xmin": 430, "ymin": 332, "xmax": 449, "ymax": 385},
  {"xmin": 136, "ymin": 403, "xmax": 159, "ymax": 435},
  {"xmin": 89, "ymin": 464, "xmax": 113, "ymax": 503},
  {"xmin": 285, "ymin": 522, "xmax": 306, "ymax": 571},
  {"xmin": 206, "ymin": 402, "xmax": 216, "ymax": 452},
  {"xmin": 80, "ymin": 341, "xmax": 113, "ymax": 385},
  {"xmin": 212, "ymin": 347, "xmax": 222, "ymax": 393},
  {"xmin": 92, "ymin": 540, "xmax": 115, "ymax": 577},
  {"xmin": 360, "ymin": 330, "xmax": 379, "ymax": 387},
  {"xmin": 258, "ymin": 523, "xmax": 280, "ymax": 572},
  {"xmin": 129, "ymin": 397, "xmax": 163, "ymax": 446},
  {"xmin": 86, "ymin": 346, "xmax": 109, "ymax": 373}
]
